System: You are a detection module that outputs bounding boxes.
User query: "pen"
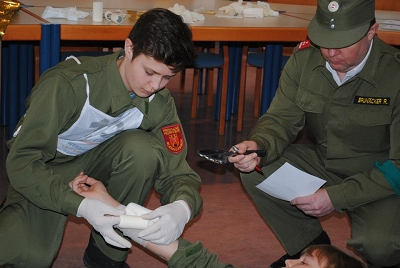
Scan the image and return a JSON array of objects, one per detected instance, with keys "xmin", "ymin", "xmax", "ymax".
[
  {"xmin": 254, "ymin": 165, "xmax": 265, "ymax": 176},
  {"xmin": 232, "ymin": 145, "xmax": 265, "ymax": 176}
]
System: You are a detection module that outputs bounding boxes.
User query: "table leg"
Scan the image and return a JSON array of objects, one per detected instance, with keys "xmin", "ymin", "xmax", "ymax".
[{"xmin": 261, "ymin": 43, "xmax": 283, "ymax": 115}]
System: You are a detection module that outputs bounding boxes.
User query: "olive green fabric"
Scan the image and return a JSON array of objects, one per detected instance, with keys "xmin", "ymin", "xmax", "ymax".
[
  {"xmin": 243, "ymin": 37, "xmax": 400, "ymax": 265},
  {"xmin": 168, "ymin": 239, "xmax": 235, "ymax": 268},
  {"xmin": 308, "ymin": 0, "xmax": 375, "ymax": 48},
  {"xmin": 0, "ymin": 50, "xmax": 202, "ymax": 266}
]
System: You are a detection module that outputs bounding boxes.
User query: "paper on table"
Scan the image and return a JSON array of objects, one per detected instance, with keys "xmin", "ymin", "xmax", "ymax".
[
  {"xmin": 256, "ymin": 162, "xmax": 326, "ymax": 201},
  {"xmin": 380, "ymin": 20, "xmax": 400, "ymax": 31}
]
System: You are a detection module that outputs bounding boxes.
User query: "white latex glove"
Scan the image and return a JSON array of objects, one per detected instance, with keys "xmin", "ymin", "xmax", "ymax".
[
  {"xmin": 139, "ymin": 200, "xmax": 191, "ymax": 245},
  {"xmin": 125, "ymin": 202, "xmax": 153, "ymax": 216},
  {"xmin": 77, "ymin": 198, "xmax": 131, "ymax": 248}
]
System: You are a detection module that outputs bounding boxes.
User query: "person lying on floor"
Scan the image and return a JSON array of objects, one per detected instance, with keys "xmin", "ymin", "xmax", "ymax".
[{"xmin": 69, "ymin": 173, "xmax": 365, "ymax": 268}]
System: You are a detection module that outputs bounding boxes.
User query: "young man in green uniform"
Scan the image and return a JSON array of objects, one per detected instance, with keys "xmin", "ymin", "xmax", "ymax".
[
  {"xmin": 229, "ymin": 0, "xmax": 400, "ymax": 267},
  {"xmin": 0, "ymin": 8, "xmax": 202, "ymax": 268}
]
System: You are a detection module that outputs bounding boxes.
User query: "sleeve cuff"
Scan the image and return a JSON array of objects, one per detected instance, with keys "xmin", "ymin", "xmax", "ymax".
[
  {"xmin": 61, "ymin": 190, "xmax": 85, "ymax": 215},
  {"xmin": 326, "ymin": 184, "xmax": 351, "ymax": 213}
]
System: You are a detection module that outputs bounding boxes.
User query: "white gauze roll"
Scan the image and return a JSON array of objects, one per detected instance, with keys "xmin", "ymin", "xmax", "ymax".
[
  {"xmin": 104, "ymin": 10, "xmax": 113, "ymax": 21},
  {"xmin": 110, "ymin": 13, "xmax": 123, "ymax": 24},
  {"xmin": 92, "ymin": 1, "xmax": 103, "ymax": 22},
  {"xmin": 124, "ymin": 203, "xmax": 159, "ymax": 227},
  {"xmin": 103, "ymin": 11, "xmax": 123, "ymax": 24},
  {"xmin": 119, "ymin": 215, "xmax": 153, "ymax": 229}
]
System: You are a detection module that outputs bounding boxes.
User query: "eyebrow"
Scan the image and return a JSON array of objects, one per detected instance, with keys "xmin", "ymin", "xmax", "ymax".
[{"xmin": 144, "ymin": 65, "xmax": 176, "ymax": 78}]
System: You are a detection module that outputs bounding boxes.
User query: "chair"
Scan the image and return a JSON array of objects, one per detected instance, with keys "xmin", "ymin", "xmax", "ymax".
[
  {"xmin": 181, "ymin": 42, "xmax": 230, "ymax": 135},
  {"xmin": 237, "ymin": 44, "xmax": 290, "ymax": 132}
]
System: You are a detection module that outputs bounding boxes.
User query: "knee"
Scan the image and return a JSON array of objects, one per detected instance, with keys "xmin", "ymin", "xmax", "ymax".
[
  {"xmin": 0, "ymin": 238, "xmax": 55, "ymax": 268},
  {"xmin": 26, "ymin": 249, "xmax": 55, "ymax": 268},
  {"xmin": 111, "ymin": 130, "xmax": 167, "ymax": 180},
  {"xmin": 356, "ymin": 233, "xmax": 400, "ymax": 266},
  {"xmin": 116, "ymin": 130, "xmax": 162, "ymax": 163},
  {"xmin": 240, "ymin": 172, "xmax": 263, "ymax": 196}
]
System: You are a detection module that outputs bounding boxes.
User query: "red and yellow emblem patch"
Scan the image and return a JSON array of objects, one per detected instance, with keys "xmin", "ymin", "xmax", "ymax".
[
  {"xmin": 298, "ymin": 40, "xmax": 311, "ymax": 50},
  {"xmin": 161, "ymin": 124, "xmax": 185, "ymax": 154}
]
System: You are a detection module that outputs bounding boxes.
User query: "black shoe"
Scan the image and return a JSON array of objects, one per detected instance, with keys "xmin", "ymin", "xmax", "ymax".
[
  {"xmin": 269, "ymin": 231, "xmax": 331, "ymax": 268},
  {"xmin": 83, "ymin": 234, "xmax": 130, "ymax": 268}
]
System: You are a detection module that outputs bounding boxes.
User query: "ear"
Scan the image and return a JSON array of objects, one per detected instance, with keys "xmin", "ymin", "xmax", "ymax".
[
  {"xmin": 124, "ymin": 38, "xmax": 134, "ymax": 59},
  {"xmin": 367, "ymin": 23, "xmax": 379, "ymax": 41}
]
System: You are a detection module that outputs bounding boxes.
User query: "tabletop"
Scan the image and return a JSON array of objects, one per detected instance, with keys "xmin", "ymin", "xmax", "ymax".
[
  {"xmin": 8, "ymin": 1, "xmax": 316, "ymax": 42},
  {"xmin": 2, "ymin": 7, "xmax": 44, "ymax": 41}
]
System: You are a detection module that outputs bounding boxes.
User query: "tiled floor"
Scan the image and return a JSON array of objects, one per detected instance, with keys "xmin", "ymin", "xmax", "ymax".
[{"xmin": 0, "ymin": 67, "xmax": 364, "ymax": 267}]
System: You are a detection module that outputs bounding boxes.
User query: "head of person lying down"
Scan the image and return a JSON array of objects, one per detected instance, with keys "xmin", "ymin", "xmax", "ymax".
[{"xmin": 284, "ymin": 245, "xmax": 364, "ymax": 268}]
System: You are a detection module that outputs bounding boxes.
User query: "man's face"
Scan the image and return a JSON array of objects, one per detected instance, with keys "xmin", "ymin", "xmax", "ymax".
[
  {"xmin": 319, "ymin": 23, "xmax": 379, "ymax": 75},
  {"xmin": 120, "ymin": 38, "xmax": 176, "ymax": 98}
]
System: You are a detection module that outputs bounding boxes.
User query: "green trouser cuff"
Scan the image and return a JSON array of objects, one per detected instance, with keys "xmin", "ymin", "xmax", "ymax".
[
  {"xmin": 375, "ymin": 160, "xmax": 400, "ymax": 196},
  {"xmin": 168, "ymin": 238, "xmax": 234, "ymax": 268}
]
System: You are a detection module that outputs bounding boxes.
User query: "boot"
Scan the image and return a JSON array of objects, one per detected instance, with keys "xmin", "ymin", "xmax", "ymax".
[{"xmin": 83, "ymin": 234, "xmax": 130, "ymax": 268}]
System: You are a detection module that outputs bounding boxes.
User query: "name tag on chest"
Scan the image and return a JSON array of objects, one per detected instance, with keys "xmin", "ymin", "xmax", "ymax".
[{"xmin": 354, "ymin": 96, "xmax": 390, "ymax": 106}]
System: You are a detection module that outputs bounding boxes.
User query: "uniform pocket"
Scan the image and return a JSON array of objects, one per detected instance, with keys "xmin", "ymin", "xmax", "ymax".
[
  {"xmin": 345, "ymin": 106, "xmax": 392, "ymax": 154},
  {"xmin": 295, "ymin": 87, "xmax": 326, "ymax": 114},
  {"xmin": 348, "ymin": 106, "xmax": 392, "ymax": 126}
]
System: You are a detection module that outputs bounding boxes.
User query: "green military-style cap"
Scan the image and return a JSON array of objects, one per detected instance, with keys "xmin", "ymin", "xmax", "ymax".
[{"xmin": 308, "ymin": 0, "xmax": 375, "ymax": 48}]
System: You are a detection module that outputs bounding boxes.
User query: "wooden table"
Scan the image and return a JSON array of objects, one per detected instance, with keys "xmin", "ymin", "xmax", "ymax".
[
  {"xmin": 2, "ymin": 1, "xmax": 400, "ymax": 136},
  {"xmin": 17, "ymin": 1, "xmax": 312, "ymax": 42}
]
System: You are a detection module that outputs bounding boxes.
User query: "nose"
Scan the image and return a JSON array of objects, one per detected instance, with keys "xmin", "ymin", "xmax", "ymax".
[
  {"xmin": 328, "ymin": 48, "xmax": 339, "ymax": 57},
  {"xmin": 285, "ymin": 259, "xmax": 302, "ymax": 267},
  {"xmin": 148, "ymin": 76, "xmax": 163, "ymax": 91}
]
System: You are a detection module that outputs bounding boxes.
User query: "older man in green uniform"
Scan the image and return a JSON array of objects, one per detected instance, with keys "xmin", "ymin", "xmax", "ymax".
[
  {"xmin": 0, "ymin": 8, "xmax": 202, "ymax": 268},
  {"xmin": 229, "ymin": 0, "xmax": 400, "ymax": 267}
]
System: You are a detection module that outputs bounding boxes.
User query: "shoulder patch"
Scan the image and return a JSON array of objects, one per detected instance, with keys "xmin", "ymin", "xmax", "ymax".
[
  {"xmin": 161, "ymin": 124, "xmax": 185, "ymax": 154},
  {"xmin": 298, "ymin": 40, "xmax": 311, "ymax": 51}
]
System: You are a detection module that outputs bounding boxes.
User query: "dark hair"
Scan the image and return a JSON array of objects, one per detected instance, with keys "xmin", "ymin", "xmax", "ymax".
[
  {"xmin": 303, "ymin": 245, "xmax": 365, "ymax": 268},
  {"xmin": 127, "ymin": 8, "xmax": 196, "ymax": 73}
]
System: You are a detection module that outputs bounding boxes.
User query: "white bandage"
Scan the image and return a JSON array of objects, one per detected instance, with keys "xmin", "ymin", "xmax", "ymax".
[
  {"xmin": 92, "ymin": 2, "xmax": 103, "ymax": 22},
  {"xmin": 121, "ymin": 203, "xmax": 159, "ymax": 228},
  {"xmin": 117, "ymin": 203, "xmax": 158, "ymax": 247},
  {"xmin": 119, "ymin": 215, "xmax": 153, "ymax": 229}
]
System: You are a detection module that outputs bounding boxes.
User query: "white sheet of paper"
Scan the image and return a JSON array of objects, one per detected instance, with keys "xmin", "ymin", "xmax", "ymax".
[{"xmin": 256, "ymin": 162, "xmax": 326, "ymax": 201}]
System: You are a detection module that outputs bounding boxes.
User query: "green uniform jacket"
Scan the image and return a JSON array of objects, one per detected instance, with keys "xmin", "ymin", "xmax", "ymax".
[
  {"xmin": 4, "ymin": 50, "xmax": 202, "ymax": 218},
  {"xmin": 249, "ymin": 37, "xmax": 400, "ymax": 212}
]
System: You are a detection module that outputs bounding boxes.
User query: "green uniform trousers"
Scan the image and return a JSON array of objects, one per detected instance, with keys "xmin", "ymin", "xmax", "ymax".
[
  {"xmin": 0, "ymin": 129, "xmax": 167, "ymax": 267},
  {"xmin": 168, "ymin": 239, "xmax": 235, "ymax": 268},
  {"xmin": 241, "ymin": 144, "xmax": 400, "ymax": 266}
]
